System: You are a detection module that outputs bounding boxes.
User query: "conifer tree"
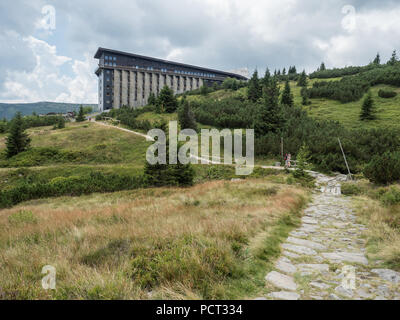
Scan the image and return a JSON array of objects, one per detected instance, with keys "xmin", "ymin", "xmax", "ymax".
[
  {"xmin": 254, "ymin": 76, "xmax": 282, "ymax": 135},
  {"xmin": 281, "ymin": 80, "xmax": 294, "ymax": 107},
  {"xmin": 360, "ymin": 91, "xmax": 376, "ymax": 121},
  {"xmin": 75, "ymin": 105, "xmax": 86, "ymax": 122},
  {"xmin": 144, "ymin": 125, "xmax": 194, "ymax": 187},
  {"xmin": 178, "ymin": 100, "xmax": 197, "ymax": 131},
  {"xmin": 295, "ymin": 143, "xmax": 311, "ymax": 176},
  {"xmin": 373, "ymin": 53, "xmax": 380, "ymax": 65},
  {"xmin": 300, "ymin": 87, "xmax": 310, "ymax": 106},
  {"xmin": 388, "ymin": 50, "xmax": 398, "ymax": 65},
  {"xmin": 297, "ymin": 70, "xmax": 308, "ymax": 87},
  {"xmin": 248, "ymin": 70, "xmax": 262, "ymax": 102},
  {"xmin": 319, "ymin": 62, "xmax": 326, "ymax": 71},
  {"xmin": 158, "ymin": 85, "xmax": 178, "ymax": 113},
  {"xmin": 5, "ymin": 112, "xmax": 31, "ymax": 158},
  {"xmin": 148, "ymin": 92, "xmax": 157, "ymax": 105},
  {"xmin": 261, "ymin": 68, "xmax": 271, "ymax": 87}
]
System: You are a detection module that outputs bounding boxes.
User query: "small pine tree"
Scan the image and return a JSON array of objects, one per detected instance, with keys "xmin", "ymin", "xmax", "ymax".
[
  {"xmin": 148, "ymin": 92, "xmax": 157, "ymax": 105},
  {"xmin": 319, "ymin": 62, "xmax": 326, "ymax": 71},
  {"xmin": 178, "ymin": 100, "xmax": 197, "ymax": 131},
  {"xmin": 295, "ymin": 143, "xmax": 311, "ymax": 176},
  {"xmin": 388, "ymin": 50, "xmax": 398, "ymax": 66},
  {"xmin": 57, "ymin": 117, "xmax": 66, "ymax": 129},
  {"xmin": 261, "ymin": 68, "xmax": 271, "ymax": 87},
  {"xmin": 254, "ymin": 76, "xmax": 282, "ymax": 135},
  {"xmin": 248, "ymin": 70, "xmax": 262, "ymax": 102},
  {"xmin": 300, "ymin": 87, "xmax": 310, "ymax": 106},
  {"xmin": 75, "ymin": 105, "xmax": 86, "ymax": 122},
  {"xmin": 200, "ymin": 85, "xmax": 209, "ymax": 96},
  {"xmin": 280, "ymin": 80, "xmax": 294, "ymax": 107},
  {"xmin": 360, "ymin": 91, "xmax": 376, "ymax": 121},
  {"xmin": 297, "ymin": 70, "xmax": 308, "ymax": 87},
  {"xmin": 5, "ymin": 112, "xmax": 31, "ymax": 158},
  {"xmin": 144, "ymin": 135, "xmax": 194, "ymax": 187},
  {"xmin": 158, "ymin": 86, "xmax": 178, "ymax": 113},
  {"xmin": 373, "ymin": 53, "xmax": 381, "ymax": 65}
]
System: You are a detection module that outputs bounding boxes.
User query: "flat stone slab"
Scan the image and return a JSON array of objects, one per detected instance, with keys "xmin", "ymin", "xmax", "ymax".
[
  {"xmin": 310, "ymin": 281, "xmax": 331, "ymax": 290},
  {"xmin": 302, "ymin": 217, "xmax": 319, "ymax": 225},
  {"xmin": 287, "ymin": 237, "xmax": 326, "ymax": 250},
  {"xmin": 282, "ymin": 243, "xmax": 317, "ymax": 256},
  {"xmin": 335, "ymin": 285, "xmax": 353, "ymax": 298},
  {"xmin": 299, "ymin": 224, "xmax": 318, "ymax": 232},
  {"xmin": 321, "ymin": 252, "xmax": 368, "ymax": 265},
  {"xmin": 276, "ymin": 259, "xmax": 297, "ymax": 275},
  {"xmin": 290, "ymin": 230, "xmax": 308, "ymax": 238},
  {"xmin": 268, "ymin": 291, "xmax": 300, "ymax": 300},
  {"xmin": 265, "ymin": 271, "xmax": 297, "ymax": 291},
  {"xmin": 371, "ymin": 269, "xmax": 400, "ymax": 284},
  {"xmin": 297, "ymin": 263, "xmax": 330, "ymax": 273},
  {"xmin": 282, "ymin": 250, "xmax": 300, "ymax": 259}
]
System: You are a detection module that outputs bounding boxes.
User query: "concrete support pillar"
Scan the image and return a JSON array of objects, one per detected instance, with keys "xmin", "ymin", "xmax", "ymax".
[
  {"xmin": 152, "ymin": 73, "xmax": 158, "ymax": 95},
  {"xmin": 129, "ymin": 71, "xmax": 135, "ymax": 107},
  {"xmin": 144, "ymin": 72, "xmax": 151, "ymax": 105},
  {"xmin": 159, "ymin": 74, "xmax": 165, "ymax": 92},
  {"xmin": 179, "ymin": 76, "xmax": 184, "ymax": 94},
  {"xmin": 172, "ymin": 75, "xmax": 178, "ymax": 94},
  {"xmin": 121, "ymin": 70, "xmax": 128, "ymax": 106},
  {"xmin": 113, "ymin": 69, "xmax": 121, "ymax": 109},
  {"xmin": 166, "ymin": 74, "xmax": 172, "ymax": 88},
  {"xmin": 137, "ymin": 72, "xmax": 144, "ymax": 107},
  {"xmin": 186, "ymin": 77, "xmax": 191, "ymax": 92},
  {"xmin": 199, "ymin": 78, "xmax": 204, "ymax": 88},
  {"xmin": 192, "ymin": 77, "xmax": 198, "ymax": 90}
]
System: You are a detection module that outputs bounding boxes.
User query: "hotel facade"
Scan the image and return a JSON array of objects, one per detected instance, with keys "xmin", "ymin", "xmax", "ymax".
[{"xmin": 94, "ymin": 48, "xmax": 247, "ymax": 112}]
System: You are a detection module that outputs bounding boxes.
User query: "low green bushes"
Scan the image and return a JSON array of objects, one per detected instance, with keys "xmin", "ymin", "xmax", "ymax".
[
  {"xmin": 0, "ymin": 147, "xmax": 81, "ymax": 167},
  {"xmin": 378, "ymin": 89, "xmax": 397, "ymax": 98},
  {"xmin": 364, "ymin": 151, "xmax": 400, "ymax": 184},
  {"xmin": 0, "ymin": 172, "xmax": 146, "ymax": 208},
  {"xmin": 341, "ymin": 183, "xmax": 363, "ymax": 196},
  {"xmin": 379, "ymin": 186, "xmax": 400, "ymax": 206}
]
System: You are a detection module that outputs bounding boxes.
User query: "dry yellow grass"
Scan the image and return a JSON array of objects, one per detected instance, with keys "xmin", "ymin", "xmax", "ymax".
[
  {"xmin": 0, "ymin": 178, "xmax": 307, "ymax": 300},
  {"xmin": 353, "ymin": 195, "xmax": 400, "ymax": 270}
]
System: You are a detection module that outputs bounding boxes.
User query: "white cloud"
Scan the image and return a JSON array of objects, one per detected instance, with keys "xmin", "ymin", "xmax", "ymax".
[
  {"xmin": 1, "ymin": 0, "xmax": 400, "ymax": 103},
  {"xmin": 0, "ymin": 37, "xmax": 97, "ymax": 103}
]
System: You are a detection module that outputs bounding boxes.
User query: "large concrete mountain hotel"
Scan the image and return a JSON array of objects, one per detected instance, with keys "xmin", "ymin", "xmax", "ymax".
[{"xmin": 95, "ymin": 48, "xmax": 247, "ymax": 111}]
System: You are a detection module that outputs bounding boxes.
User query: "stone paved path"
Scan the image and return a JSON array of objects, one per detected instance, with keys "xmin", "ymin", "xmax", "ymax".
[{"xmin": 263, "ymin": 171, "xmax": 400, "ymax": 300}]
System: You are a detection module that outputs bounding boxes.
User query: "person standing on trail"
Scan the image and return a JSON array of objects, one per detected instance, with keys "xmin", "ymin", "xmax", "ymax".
[
  {"xmin": 288, "ymin": 153, "xmax": 292, "ymax": 168},
  {"xmin": 284, "ymin": 153, "xmax": 288, "ymax": 168}
]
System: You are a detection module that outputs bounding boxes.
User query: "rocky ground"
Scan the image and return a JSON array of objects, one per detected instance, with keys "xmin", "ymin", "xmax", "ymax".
[{"xmin": 261, "ymin": 172, "xmax": 400, "ymax": 300}]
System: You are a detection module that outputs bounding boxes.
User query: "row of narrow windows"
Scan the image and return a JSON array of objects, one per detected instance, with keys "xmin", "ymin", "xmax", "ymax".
[{"xmin": 102, "ymin": 57, "xmax": 216, "ymax": 78}]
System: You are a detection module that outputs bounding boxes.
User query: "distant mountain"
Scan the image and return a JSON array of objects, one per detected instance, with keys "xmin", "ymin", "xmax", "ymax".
[{"xmin": 0, "ymin": 102, "xmax": 98, "ymax": 120}]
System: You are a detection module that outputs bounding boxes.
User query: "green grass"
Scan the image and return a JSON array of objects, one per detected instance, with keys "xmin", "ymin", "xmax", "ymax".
[
  {"xmin": 0, "ymin": 177, "xmax": 308, "ymax": 299},
  {"xmin": 0, "ymin": 122, "xmax": 151, "ymax": 167},
  {"xmin": 183, "ymin": 80, "xmax": 400, "ymax": 131},
  {"xmin": 136, "ymin": 111, "xmax": 177, "ymax": 124},
  {"xmin": 299, "ymin": 83, "xmax": 400, "ymax": 130}
]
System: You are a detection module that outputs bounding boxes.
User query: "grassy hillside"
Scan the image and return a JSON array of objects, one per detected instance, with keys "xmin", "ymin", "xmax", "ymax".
[
  {"xmin": 182, "ymin": 80, "xmax": 400, "ymax": 131},
  {"xmin": 0, "ymin": 117, "xmax": 312, "ymax": 299},
  {"xmin": 0, "ymin": 177, "xmax": 307, "ymax": 299},
  {"xmin": 301, "ymin": 83, "xmax": 400, "ymax": 130}
]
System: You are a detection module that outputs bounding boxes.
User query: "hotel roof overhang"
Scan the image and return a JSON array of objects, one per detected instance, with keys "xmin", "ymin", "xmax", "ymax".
[{"xmin": 94, "ymin": 47, "xmax": 248, "ymax": 80}]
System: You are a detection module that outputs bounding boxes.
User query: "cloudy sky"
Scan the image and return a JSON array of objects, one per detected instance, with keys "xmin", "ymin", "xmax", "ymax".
[{"xmin": 1, "ymin": 0, "xmax": 400, "ymax": 104}]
